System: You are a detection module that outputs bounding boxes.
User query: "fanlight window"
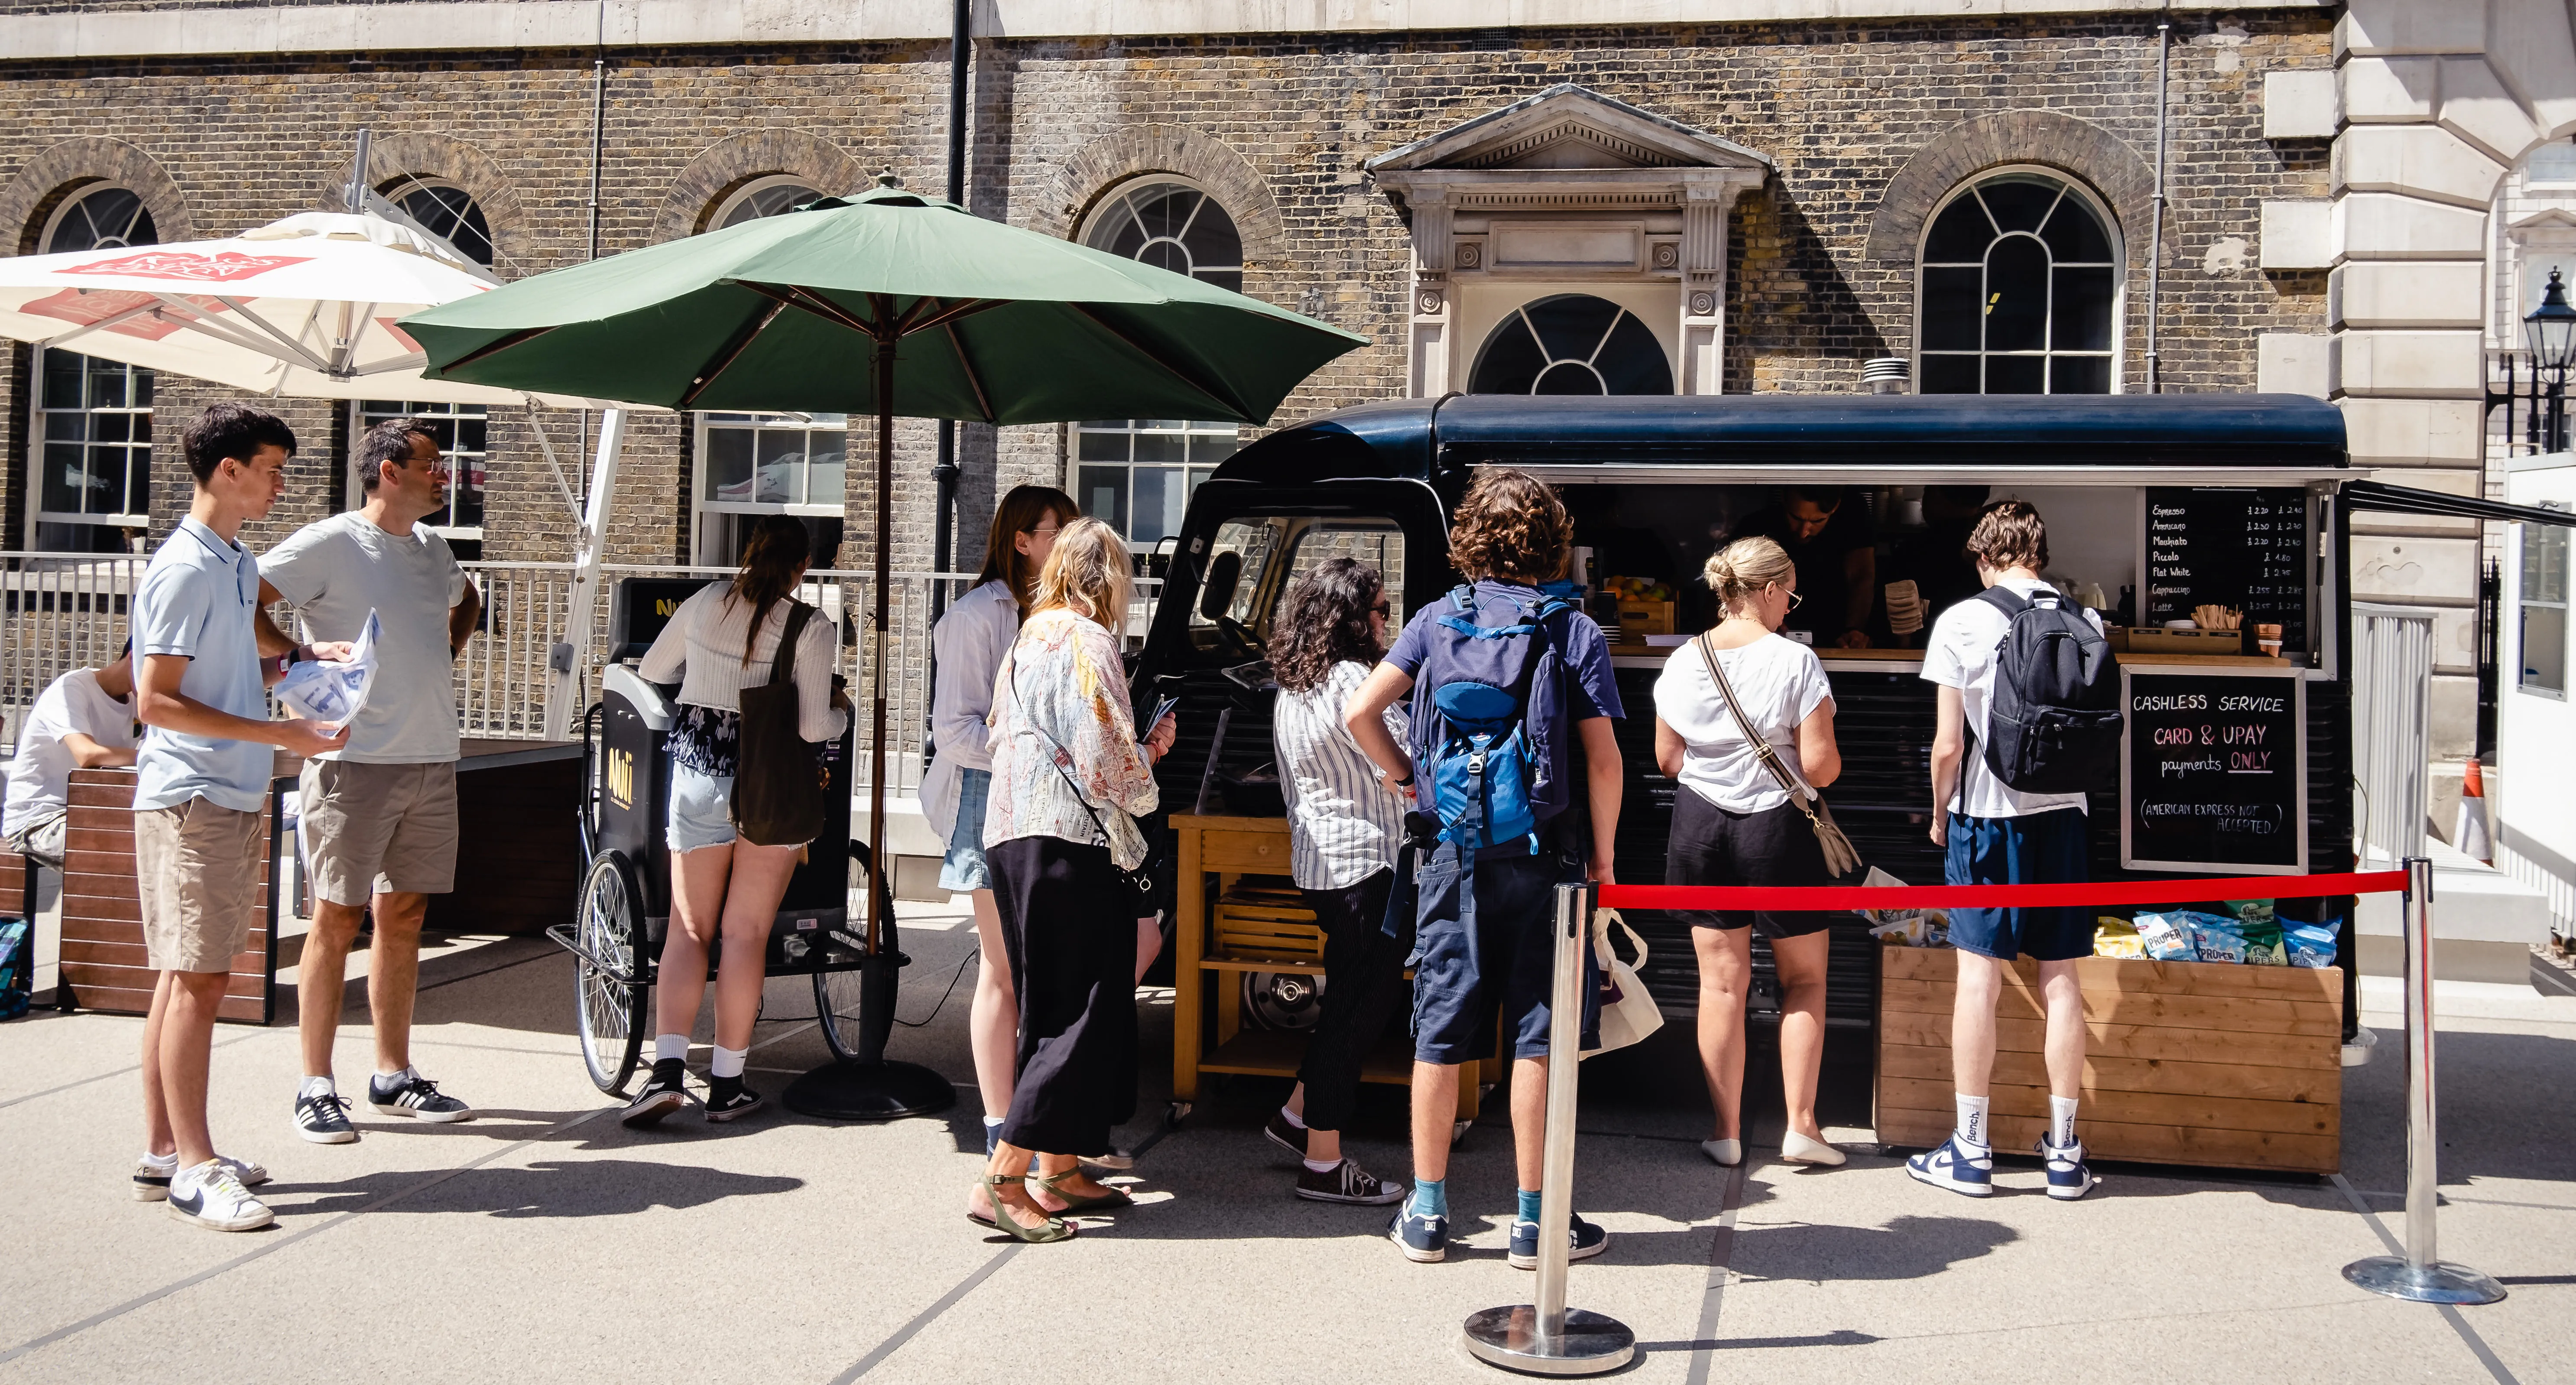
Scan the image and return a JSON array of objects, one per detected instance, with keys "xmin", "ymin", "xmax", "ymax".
[{"xmin": 1469, "ymin": 294, "xmax": 1673, "ymax": 396}]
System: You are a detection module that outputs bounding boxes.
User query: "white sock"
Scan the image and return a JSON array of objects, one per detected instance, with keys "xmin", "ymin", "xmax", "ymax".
[
  {"xmin": 655, "ymin": 1034, "xmax": 688, "ymax": 1064},
  {"xmin": 298, "ymin": 1075, "xmax": 336, "ymax": 1100},
  {"xmin": 140, "ymin": 1150, "xmax": 178, "ymax": 1170},
  {"xmin": 1302, "ymin": 1157, "xmax": 1340, "ymax": 1174},
  {"xmin": 171, "ymin": 1158, "xmax": 221, "ymax": 1192},
  {"xmin": 1954, "ymin": 1095, "xmax": 1991, "ymax": 1151},
  {"xmin": 711, "ymin": 1044, "xmax": 748, "ymax": 1079},
  {"xmin": 375, "ymin": 1066, "xmax": 417, "ymax": 1089},
  {"xmin": 1278, "ymin": 1105, "xmax": 1307, "ymax": 1130},
  {"xmin": 2049, "ymin": 1096, "xmax": 2079, "ymax": 1150},
  {"xmin": 982, "ymin": 1115, "xmax": 1005, "ymax": 1130}
]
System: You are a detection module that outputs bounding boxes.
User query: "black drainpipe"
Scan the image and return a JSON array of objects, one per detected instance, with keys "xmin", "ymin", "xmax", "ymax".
[{"xmin": 930, "ymin": 0, "xmax": 970, "ymax": 615}]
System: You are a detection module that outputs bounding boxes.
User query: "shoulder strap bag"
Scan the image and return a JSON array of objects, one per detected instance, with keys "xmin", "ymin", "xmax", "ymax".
[
  {"xmin": 1005, "ymin": 643, "xmax": 1165, "ymax": 910},
  {"xmin": 731, "ymin": 601, "xmax": 831, "ymax": 847},
  {"xmin": 1695, "ymin": 633, "xmax": 1860, "ymax": 878}
]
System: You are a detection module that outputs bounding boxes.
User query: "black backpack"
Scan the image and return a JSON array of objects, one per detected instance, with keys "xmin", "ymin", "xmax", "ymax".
[{"xmin": 1974, "ymin": 585, "xmax": 2122, "ymax": 795}]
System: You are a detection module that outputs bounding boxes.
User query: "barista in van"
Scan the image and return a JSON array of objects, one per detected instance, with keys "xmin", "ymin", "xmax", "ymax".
[
  {"xmin": 1888, "ymin": 485, "xmax": 1991, "ymax": 626},
  {"xmin": 1728, "ymin": 487, "xmax": 1876, "ymax": 648}
]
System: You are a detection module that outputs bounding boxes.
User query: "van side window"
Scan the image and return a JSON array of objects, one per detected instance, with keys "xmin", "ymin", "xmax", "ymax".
[{"xmin": 1188, "ymin": 516, "xmax": 1406, "ymax": 657}]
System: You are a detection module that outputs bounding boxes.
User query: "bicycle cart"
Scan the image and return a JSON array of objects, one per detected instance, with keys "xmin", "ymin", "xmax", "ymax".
[{"xmin": 554, "ymin": 658, "xmax": 888, "ymax": 1095}]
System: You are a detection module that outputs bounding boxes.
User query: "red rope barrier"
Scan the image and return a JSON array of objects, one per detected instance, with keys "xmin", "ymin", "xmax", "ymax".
[{"xmin": 1596, "ymin": 869, "xmax": 2403, "ymax": 913}]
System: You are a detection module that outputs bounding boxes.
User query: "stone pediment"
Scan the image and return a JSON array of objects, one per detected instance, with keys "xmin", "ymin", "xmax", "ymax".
[
  {"xmin": 2509, "ymin": 208, "xmax": 2576, "ymax": 241},
  {"xmin": 1368, "ymin": 83, "xmax": 1770, "ymax": 181}
]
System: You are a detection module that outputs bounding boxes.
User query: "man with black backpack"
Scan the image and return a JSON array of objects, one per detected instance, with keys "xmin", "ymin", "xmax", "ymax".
[
  {"xmin": 1344, "ymin": 468, "xmax": 1625, "ymax": 1267},
  {"xmin": 1909, "ymin": 500, "xmax": 2119, "ymax": 1203}
]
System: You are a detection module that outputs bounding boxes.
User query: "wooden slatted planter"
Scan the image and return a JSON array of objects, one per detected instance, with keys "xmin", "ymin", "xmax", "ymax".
[
  {"xmin": 1876, "ymin": 946, "xmax": 2344, "ymax": 1174},
  {"xmin": 60, "ymin": 767, "xmax": 276, "ymax": 1024}
]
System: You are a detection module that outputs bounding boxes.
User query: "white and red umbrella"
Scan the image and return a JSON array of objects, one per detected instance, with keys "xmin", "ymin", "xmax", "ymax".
[{"xmin": 0, "ymin": 210, "xmax": 600, "ymax": 406}]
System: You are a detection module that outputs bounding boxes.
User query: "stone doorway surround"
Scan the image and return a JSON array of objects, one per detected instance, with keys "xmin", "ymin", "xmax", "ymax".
[{"xmin": 1365, "ymin": 85, "xmax": 1770, "ymax": 399}]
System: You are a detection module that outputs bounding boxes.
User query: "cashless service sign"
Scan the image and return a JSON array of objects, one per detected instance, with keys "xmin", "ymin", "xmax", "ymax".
[{"xmin": 2120, "ymin": 666, "xmax": 2307, "ymax": 875}]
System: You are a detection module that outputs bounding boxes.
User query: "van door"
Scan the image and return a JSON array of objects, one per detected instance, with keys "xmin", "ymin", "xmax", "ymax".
[{"xmin": 1135, "ymin": 477, "xmax": 1451, "ymax": 817}]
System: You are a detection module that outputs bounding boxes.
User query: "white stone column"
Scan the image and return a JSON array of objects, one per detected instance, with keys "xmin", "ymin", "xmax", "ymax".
[{"xmin": 1407, "ymin": 189, "xmax": 1452, "ymax": 397}]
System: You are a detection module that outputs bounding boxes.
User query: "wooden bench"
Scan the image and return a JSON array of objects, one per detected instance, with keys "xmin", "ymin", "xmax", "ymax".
[{"xmin": 59, "ymin": 767, "xmax": 278, "ymax": 1025}]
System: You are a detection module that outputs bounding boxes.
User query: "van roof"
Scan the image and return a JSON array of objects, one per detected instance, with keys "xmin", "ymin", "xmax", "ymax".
[{"xmin": 1213, "ymin": 393, "xmax": 2350, "ymax": 484}]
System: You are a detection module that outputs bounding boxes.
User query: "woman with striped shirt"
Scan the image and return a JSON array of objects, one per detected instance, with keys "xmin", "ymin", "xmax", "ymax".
[{"xmin": 1262, "ymin": 558, "xmax": 1410, "ymax": 1205}]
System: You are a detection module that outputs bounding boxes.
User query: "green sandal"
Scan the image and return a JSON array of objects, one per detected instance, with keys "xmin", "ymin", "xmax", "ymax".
[
  {"xmin": 1029, "ymin": 1167, "xmax": 1135, "ymax": 1214},
  {"xmin": 976, "ymin": 1174, "xmax": 1074, "ymax": 1243}
]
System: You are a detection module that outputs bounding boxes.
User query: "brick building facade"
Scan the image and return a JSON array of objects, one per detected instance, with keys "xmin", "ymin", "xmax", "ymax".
[{"xmin": 2, "ymin": 0, "xmax": 2570, "ymax": 750}]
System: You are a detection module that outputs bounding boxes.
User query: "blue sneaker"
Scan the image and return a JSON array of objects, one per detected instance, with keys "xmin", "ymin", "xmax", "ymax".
[
  {"xmin": 1507, "ymin": 1212, "xmax": 1609, "ymax": 1270},
  {"xmin": 1389, "ymin": 1205, "xmax": 1448, "ymax": 1263},
  {"xmin": 1905, "ymin": 1135, "xmax": 1993, "ymax": 1197},
  {"xmin": 2037, "ymin": 1135, "xmax": 2097, "ymax": 1200}
]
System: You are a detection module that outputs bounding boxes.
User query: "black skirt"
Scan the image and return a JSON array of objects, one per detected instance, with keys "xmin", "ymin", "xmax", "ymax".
[{"xmin": 987, "ymin": 834, "xmax": 1138, "ymax": 1155}]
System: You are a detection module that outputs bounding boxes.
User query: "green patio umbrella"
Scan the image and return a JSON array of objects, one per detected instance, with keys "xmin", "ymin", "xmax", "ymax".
[{"xmin": 402, "ymin": 175, "xmax": 1364, "ymax": 1116}]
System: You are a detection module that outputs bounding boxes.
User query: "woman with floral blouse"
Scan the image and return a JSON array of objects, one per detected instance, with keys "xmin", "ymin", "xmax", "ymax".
[{"xmin": 975, "ymin": 517, "xmax": 1175, "ymax": 1243}]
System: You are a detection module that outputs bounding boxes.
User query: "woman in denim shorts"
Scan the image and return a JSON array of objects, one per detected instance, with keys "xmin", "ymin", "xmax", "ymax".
[
  {"xmin": 622, "ymin": 515, "xmax": 847, "ymax": 1128},
  {"xmin": 923, "ymin": 485, "xmax": 1074, "ymax": 1223}
]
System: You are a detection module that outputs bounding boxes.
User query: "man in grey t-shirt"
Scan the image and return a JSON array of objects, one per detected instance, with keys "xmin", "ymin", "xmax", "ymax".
[{"xmin": 260, "ymin": 417, "xmax": 483, "ymax": 1143}]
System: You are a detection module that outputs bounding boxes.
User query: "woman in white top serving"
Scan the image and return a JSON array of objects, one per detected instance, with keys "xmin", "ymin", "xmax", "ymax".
[
  {"xmin": 623, "ymin": 515, "xmax": 848, "ymax": 1127},
  {"xmin": 1653, "ymin": 536, "xmax": 1846, "ymax": 1170},
  {"xmin": 923, "ymin": 484, "xmax": 1075, "ymax": 1223}
]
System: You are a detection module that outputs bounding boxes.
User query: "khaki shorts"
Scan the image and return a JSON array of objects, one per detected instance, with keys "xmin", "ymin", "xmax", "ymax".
[
  {"xmin": 135, "ymin": 799, "xmax": 265, "ymax": 975},
  {"xmin": 300, "ymin": 760, "xmax": 459, "ymax": 907}
]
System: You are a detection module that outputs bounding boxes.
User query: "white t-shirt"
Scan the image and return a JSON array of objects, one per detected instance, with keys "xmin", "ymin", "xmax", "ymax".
[
  {"xmin": 260, "ymin": 511, "xmax": 468, "ymax": 764},
  {"xmin": 4, "ymin": 668, "xmax": 137, "ymax": 836},
  {"xmin": 1920, "ymin": 576, "xmax": 2101, "ymax": 819},
  {"xmin": 1653, "ymin": 634, "xmax": 1833, "ymax": 813}
]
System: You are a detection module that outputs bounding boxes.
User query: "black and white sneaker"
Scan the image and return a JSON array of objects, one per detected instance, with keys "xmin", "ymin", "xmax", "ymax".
[
  {"xmin": 704, "ymin": 1076, "xmax": 764, "ymax": 1123},
  {"xmin": 1262, "ymin": 1109, "xmax": 1308, "ymax": 1159},
  {"xmin": 622, "ymin": 1059, "xmax": 691, "ymax": 1129},
  {"xmin": 133, "ymin": 1154, "xmax": 268, "ymax": 1203},
  {"xmin": 166, "ymin": 1161, "xmax": 273, "ymax": 1232},
  {"xmin": 294, "ymin": 1089, "xmax": 360, "ymax": 1144},
  {"xmin": 1295, "ymin": 1158, "xmax": 1405, "ymax": 1205},
  {"xmin": 369, "ymin": 1071, "xmax": 473, "ymax": 1123},
  {"xmin": 2037, "ymin": 1135, "xmax": 2099, "ymax": 1201},
  {"xmin": 1509, "ymin": 1212, "xmax": 1610, "ymax": 1270}
]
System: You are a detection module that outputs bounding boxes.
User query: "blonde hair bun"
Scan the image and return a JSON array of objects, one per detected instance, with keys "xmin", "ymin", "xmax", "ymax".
[{"xmin": 1703, "ymin": 535, "xmax": 1797, "ymax": 611}]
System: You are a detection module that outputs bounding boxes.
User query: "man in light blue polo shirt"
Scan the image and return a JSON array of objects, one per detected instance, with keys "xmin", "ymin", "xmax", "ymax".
[{"xmin": 130, "ymin": 403, "xmax": 348, "ymax": 1233}]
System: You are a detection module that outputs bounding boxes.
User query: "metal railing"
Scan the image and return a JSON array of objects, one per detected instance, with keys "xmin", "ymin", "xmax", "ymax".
[
  {"xmin": 0, "ymin": 551, "xmax": 1161, "ymax": 795},
  {"xmin": 2352, "ymin": 603, "xmax": 2436, "ymax": 869},
  {"xmin": 2485, "ymin": 347, "xmax": 2571, "ymax": 461}
]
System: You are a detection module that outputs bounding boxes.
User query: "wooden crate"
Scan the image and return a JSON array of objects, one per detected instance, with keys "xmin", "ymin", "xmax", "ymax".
[
  {"xmin": 1213, "ymin": 890, "xmax": 1324, "ymax": 965},
  {"xmin": 60, "ymin": 768, "xmax": 275, "ymax": 1024},
  {"xmin": 1875, "ymin": 946, "xmax": 2343, "ymax": 1174},
  {"xmin": 1615, "ymin": 599, "xmax": 1675, "ymax": 636}
]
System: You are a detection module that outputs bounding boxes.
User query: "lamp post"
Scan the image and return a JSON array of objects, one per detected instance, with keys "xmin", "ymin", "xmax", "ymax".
[{"xmin": 2527, "ymin": 267, "xmax": 2576, "ymax": 455}]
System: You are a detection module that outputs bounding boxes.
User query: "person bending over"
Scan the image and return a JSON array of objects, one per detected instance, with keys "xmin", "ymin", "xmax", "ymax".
[{"xmin": 3, "ymin": 643, "xmax": 140, "ymax": 868}]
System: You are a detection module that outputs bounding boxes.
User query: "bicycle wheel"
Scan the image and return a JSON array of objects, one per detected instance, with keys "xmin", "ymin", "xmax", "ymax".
[
  {"xmin": 574, "ymin": 852, "xmax": 646, "ymax": 1094},
  {"xmin": 815, "ymin": 963, "xmax": 866, "ymax": 1063}
]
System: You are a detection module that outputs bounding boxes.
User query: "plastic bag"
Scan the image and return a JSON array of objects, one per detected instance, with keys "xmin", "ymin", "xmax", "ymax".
[
  {"xmin": 2094, "ymin": 915, "xmax": 2145, "ymax": 959},
  {"xmin": 1857, "ymin": 867, "xmax": 1947, "ymax": 947},
  {"xmin": 2238, "ymin": 916, "xmax": 2287, "ymax": 966},
  {"xmin": 2133, "ymin": 913, "xmax": 2196, "ymax": 961},
  {"xmin": 2287, "ymin": 921, "xmax": 2339, "ymax": 969},
  {"xmin": 2183, "ymin": 913, "xmax": 2251, "ymax": 964}
]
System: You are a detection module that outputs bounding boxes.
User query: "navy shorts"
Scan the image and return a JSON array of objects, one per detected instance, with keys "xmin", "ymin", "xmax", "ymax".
[
  {"xmin": 1408, "ymin": 845, "xmax": 1600, "ymax": 1065},
  {"xmin": 1944, "ymin": 807, "xmax": 2091, "ymax": 962}
]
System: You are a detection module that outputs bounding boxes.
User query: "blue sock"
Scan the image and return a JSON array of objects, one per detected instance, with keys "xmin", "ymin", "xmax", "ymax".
[
  {"xmin": 1518, "ymin": 1188, "xmax": 1544, "ymax": 1224},
  {"xmin": 1408, "ymin": 1177, "xmax": 1447, "ymax": 1219}
]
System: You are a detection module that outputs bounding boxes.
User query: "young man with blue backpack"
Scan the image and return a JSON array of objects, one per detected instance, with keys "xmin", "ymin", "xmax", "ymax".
[
  {"xmin": 1343, "ymin": 468, "xmax": 1625, "ymax": 1267},
  {"xmin": 1909, "ymin": 500, "xmax": 2121, "ymax": 1202}
]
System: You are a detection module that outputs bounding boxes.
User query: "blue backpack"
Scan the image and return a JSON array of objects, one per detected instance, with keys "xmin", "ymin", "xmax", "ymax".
[{"xmin": 1409, "ymin": 585, "xmax": 1569, "ymax": 853}]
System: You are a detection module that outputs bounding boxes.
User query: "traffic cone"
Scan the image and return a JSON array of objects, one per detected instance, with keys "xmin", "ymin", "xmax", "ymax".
[{"xmin": 2455, "ymin": 758, "xmax": 2493, "ymax": 864}]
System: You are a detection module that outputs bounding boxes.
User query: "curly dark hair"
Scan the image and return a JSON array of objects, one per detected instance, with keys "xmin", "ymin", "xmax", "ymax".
[
  {"xmin": 1448, "ymin": 468, "xmax": 1572, "ymax": 583},
  {"xmin": 1268, "ymin": 558, "xmax": 1386, "ymax": 694}
]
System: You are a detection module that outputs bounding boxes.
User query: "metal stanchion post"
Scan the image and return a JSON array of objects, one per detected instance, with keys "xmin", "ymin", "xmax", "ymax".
[
  {"xmin": 1463, "ymin": 881, "xmax": 1635, "ymax": 1375},
  {"xmin": 2341, "ymin": 855, "xmax": 2506, "ymax": 1305}
]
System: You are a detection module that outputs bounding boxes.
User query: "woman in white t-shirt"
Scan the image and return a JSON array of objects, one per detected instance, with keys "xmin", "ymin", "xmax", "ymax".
[{"xmin": 1652, "ymin": 536, "xmax": 1846, "ymax": 1171}]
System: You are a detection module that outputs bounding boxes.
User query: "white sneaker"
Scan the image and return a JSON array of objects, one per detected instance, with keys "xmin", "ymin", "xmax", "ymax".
[
  {"xmin": 133, "ymin": 1154, "xmax": 269, "ymax": 1203},
  {"xmin": 2037, "ymin": 1135, "xmax": 2098, "ymax": 1201},
  {"xmin": 1904, "ymin": 1135, "xmax": 1993, "ymax": 1197},
  {"xmin": 1700, "ymin": 1139, "xmax": 1742, "ymax": 1167},
  {"xmin": 166, "ymin": 1161, "xmax": 274, "ymax": 1232},
  {"xmin": 1780, "ymin": 1131, "xmax": 1846, "ymax": 1167}
]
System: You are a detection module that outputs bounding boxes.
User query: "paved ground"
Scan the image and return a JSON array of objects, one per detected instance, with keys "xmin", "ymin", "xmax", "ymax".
[{"xmin": 4, "ymin": 900, "xmax": 2571, "ymax": 1385}]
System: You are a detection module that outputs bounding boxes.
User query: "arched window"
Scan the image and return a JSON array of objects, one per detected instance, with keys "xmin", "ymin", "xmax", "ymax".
[
  {"xmin": 1916, "ymin": 170, "xmax": 2118, "ymax": 395},
  {"xmin": 1076, "ymin": 180, "xmax": 1246, "ymax": 544},
  {"xmin": 381, "ymin": 176, "xmax": 495, "ymax": 267},
  {"xmin": 713, "ymin": 176, "xmax": 826, "ymax": 231},
  {"xmin": 1469, "ymin": 294, "xmax": 1674, "ymax": 395},
  {"xmin": 30, "ymin": 185, "xmax": 159, "ymax": 552},
  {"xmin": 689, "ymin": 177, "xmax": 847, "ymax": 565}
]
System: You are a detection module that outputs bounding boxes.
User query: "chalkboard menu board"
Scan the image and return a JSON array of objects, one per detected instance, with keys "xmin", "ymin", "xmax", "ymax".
[
  {"xmin": 2143, "ymin": 488, "xmax": 2310, "ymax": 652},
  {"xmin": 2121, "ymin": 666, "xmax": 2307, "ymax": 875}
]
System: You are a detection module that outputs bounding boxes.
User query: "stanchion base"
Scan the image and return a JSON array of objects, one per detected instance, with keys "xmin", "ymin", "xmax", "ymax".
[
  {"xmin": 781, "ymin": 1060, "xmax": 957, "ymax": 1121},
  {"xmin": 2342, "ymin": 1256, "xmax": 2508, "ymax": 1305},
  {"xmin": 1461, "ymin": 1306, "xmax": 1635, "ymax": 1376}
]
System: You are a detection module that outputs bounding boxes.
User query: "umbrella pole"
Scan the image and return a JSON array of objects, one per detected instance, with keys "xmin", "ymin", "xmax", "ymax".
[{"xmin": 784, "ymin": 325, "xmax": 954, "ymax": 1122}]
